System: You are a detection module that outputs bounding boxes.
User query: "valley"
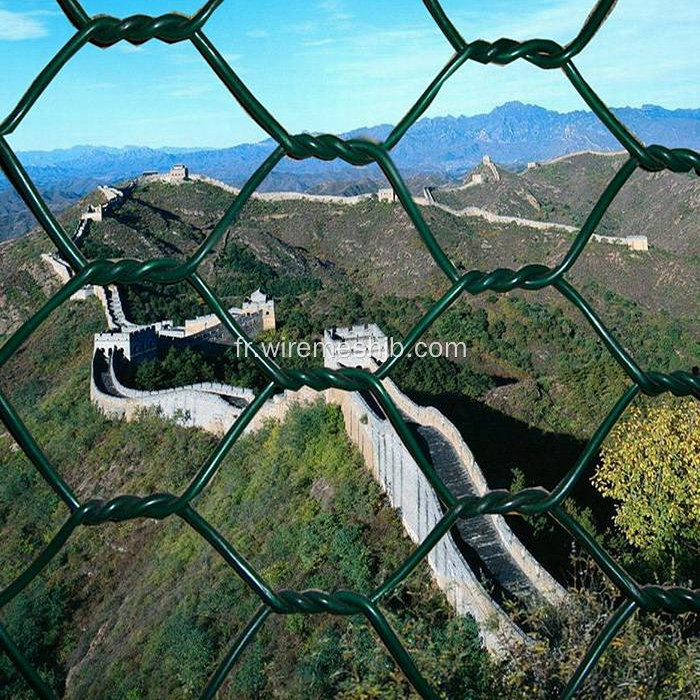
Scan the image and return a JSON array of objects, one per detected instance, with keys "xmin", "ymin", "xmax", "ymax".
[{"xmin": 0, "ymin": 148, "xmax": 697, "ymax": 699}]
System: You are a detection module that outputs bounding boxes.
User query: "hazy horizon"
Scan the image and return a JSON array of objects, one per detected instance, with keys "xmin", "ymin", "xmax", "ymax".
[
  {"xmin": 12, "ymin": 100, "xmax": 700, "ymax": 154},
  {"xmin": 1, "ymin": 0, "xmax": 698, "ymax": 151}
]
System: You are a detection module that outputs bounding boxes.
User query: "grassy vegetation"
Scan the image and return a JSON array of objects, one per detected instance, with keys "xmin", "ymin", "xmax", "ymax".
[
  {"xmin": 0, "ymin": 169, "xmax": 696, "ymax": 698},
  {"xmin": 130, "ymin": 345, "xmax": 268, "ymax": 392},
  {"xmin": 67, "ymin": 179, "xmax": 698, "ymax": 571},
  {"xmin": 0, "ymin": 298, "xmax": 695, "ymax": 699},
  {"xmin": 0, "ymin": 301, "xmax": 498, "ymax": 697},
  {"xmin": 434, "ymin": 153, "xmax": 700, "ymax": 257}
]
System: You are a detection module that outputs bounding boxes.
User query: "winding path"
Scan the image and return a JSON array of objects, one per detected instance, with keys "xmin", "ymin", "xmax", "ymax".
[
  {"xmin": 413, "ymin": 421, "xmax": 544, "ymax": 603},
  {"xmin": 43, "ymin": 175, "xmax": 569, "ymax": 653}
]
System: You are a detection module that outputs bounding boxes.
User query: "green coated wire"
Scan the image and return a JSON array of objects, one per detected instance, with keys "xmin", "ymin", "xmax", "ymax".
[{"xmin": 0, "ymin": 1, "xmax": 697, "ymax": 699}]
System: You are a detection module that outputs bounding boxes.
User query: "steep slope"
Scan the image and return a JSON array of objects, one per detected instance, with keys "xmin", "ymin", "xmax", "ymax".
[
  {"xmin": 432, "ymin": 152, "xmax": 700, "ymax": 255},
  {"xmin": 4, "ymin": 102, "xmax": 699, "ymax": 241},
  {"xmin": 67, "ymin": 176, "xmax": 698, "ymax": 354},
  {"xmin": 59, "ymin": 177, "xmax": 698, "ymax": 446},
  {"xmin": 0, "ymin": 247, "xmax": 497, "ymax": 699},
  {"xmin": 10, "ymin": 175, "xmax": 696, "ymax": 442}
]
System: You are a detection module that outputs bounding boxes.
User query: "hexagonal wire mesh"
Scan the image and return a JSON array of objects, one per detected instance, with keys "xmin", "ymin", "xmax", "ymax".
[{"xmin": 0, "ymin": 1, "xmax": 698, "ymax": 698}]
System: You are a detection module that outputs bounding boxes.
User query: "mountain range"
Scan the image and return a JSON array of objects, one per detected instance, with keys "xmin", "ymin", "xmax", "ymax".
[{"xmin": 1, "ymin": 101, "xmax": 699, "ymax": 240}]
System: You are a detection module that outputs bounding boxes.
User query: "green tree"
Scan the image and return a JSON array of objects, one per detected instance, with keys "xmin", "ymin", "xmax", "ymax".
[{"xmin": 593, "ymin": 398, "xmax": 700, "ymax": 560}]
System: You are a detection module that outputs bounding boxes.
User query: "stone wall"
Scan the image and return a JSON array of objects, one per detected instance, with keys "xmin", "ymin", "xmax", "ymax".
[
  {"xmin": 73, "ymin": 218, "xmax": 90, "ymax": 245},
  {"xmin": 80, "ymin": 185, "xmax": 126, "ymax": 222},
  {"xmin": 326, "ymin": 386, "xmax": 527, "ymax": 653},
  {"xmin": 94, "ymin": 326, "xmax": 158, "ymax": 362},
  {"xmin": 88, "ymin": 312, "xmax": 567, "ymax": 654},
  {"xmin": 41, "ymin": 253, "xmax": 72, "ymax": 284},
  {"xmin": 377, "ymin": 188, "xmax": 397, "ymax": 203},
  {"xmin": 71, "ymin": 170, "xmax": 569, "ymax": 653},
  {"xmin": 592, "ymin": 233, "xmax": 649, "ymax": 251},
  {"xmin": 182, "ymin": 308, "xmax": 263, "ymax": 338},
  {"xmin": 91, "ymin": 345, "xmax": 321, "ymax": 437},
  {"xmin": 103, "ymin": 285, "xmax": 137, "ymax": 329},
  {"xmin": 482, "ymin": 155, "xmax": 500, "ymax": 182},
  {"xmin": 246, "ymin": 376, "xmax": 565, "ymax": 649},
  {"xmin": 541, "ymin": 149, "xmax": 626, "ymax": 166},
  {"xmin": 93, "ymin": 287, "xmax": 117, "ymax": 329},
  {"xmin": 323, "ymin": 324, "xmax": 389, "ymax": 370},
  {"xmin": 429, "ymin": 201, "xmax": 579, "ymax": 233},
  {"xmin": 425, "ymin": 152, "xmax": 646, "ymax": 251},
  {"xmin": 252, "ymin": 191, "xmax": 373, "ymax": 205},
  {"xmin": 172, "ymin": 172, "xmax": 374, "ymax": 206},
  {"xmin": 428, "ymin": 201, "xmax": 647, "ymax": 250},
  {"xmin": 381, "ymin": 377, "xmax": 565, "ymax": 605},
  {"xmin": 41, "ymin": 253, "xmax": 98, "ymax": 301},
  {"xmin": 91, "ymin": 350, "xmax": 254, "ymax": 434},
  {"xmin": 135, "ymin": 166, "xmax": 647, "ymax": 253},
  {"xmin": 89, "ymin": 339, "xmax": 564, "ymax": 652},
  {"xmin": 188, "ymin": 173, "xmax": 240, "ymax": 195}
]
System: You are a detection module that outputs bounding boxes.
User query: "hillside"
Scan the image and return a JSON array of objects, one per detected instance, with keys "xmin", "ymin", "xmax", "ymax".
[
  {"xmin": 74, "ymin": 176, "xmax": 699, "ymax": 317},
  {"xmin": 0, "ymin": 284, "xmax": 499, "ymax": 698},
  {"xmin": 0, "ymin": 170, "xmax": 697, "ymax": 697},
  {"xmin": 3, "ymin": 102, "xmax": 699, "ymax": 241},
  {"xmin": 39, "ymin": 176, "xmax": 698, "ymax": 447},
  {"xmin": 432, "ymin": 152, "xmax": 700, "ymax": 256},
  {"xmin": 3, "ymin": 174, "xmax": 693, "ymax": 580}
]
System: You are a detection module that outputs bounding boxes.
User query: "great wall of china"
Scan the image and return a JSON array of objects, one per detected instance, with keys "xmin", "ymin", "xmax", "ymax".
[
  {"xmin": 39, "ymin": 161, "xmax": 594, "ymax": 652},
  {"xmin": 84, "ymin": 287, "xmax": 566, "ymax": 651},
  {"xmin": 424, "ymin": 154, "xmax": 649, "ymax": 251},
  {"xmin": 148, "ymin": 166, "xmax": 375, "ymax": 206},
  {"xmin": 41, "ymin": 159, "xmax": 628, "ymax": 649},
  {"xmin": 146, "ymin": 157, "xmax": 648, "ymax": 251}
]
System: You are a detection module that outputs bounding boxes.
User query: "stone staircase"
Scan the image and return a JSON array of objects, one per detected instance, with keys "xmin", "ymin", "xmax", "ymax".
[
  {"xmin": 411, "ymin": 421, "xmax": 542, "ymax": 603},
  {"xmin": 103, "ymin": 285, "xmax": 135, "ymax": 330}
]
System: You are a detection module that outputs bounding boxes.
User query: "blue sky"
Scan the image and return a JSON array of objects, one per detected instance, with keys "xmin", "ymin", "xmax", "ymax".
[{"xmin": 0, "ymin": 0, "xmax": 698, "ymax": 150}]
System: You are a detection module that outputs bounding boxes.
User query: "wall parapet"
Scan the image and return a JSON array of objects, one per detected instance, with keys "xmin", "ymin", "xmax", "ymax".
[
  {"xmin": 429, "ymin": 201, "xmax": 578, "ymax": 233},
  {"xmin": 108, "ymin": 355, "xmax": 255, "ymax": 403},
  {"xmin": 381, "ymin": 377, "xmax": 566, "ymax": 605},
  {"xmin": 170, "ymin": 171, "xmax": 374, "ymax": 206},
  {"xmin": 326, "ymin": 386, "xmax": 527, "ymax": 653},
  {"xmin": 89, "ymin": 335, "xmax": 568, "ymax": 652},
  {"xmin": 92, "ymin": 350, "xmax": 249, "ymax": 435}
]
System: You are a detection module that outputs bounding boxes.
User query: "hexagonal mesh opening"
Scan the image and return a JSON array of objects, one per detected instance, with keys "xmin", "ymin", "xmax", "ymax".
[{"xmin": 0, "ymin": 2, "xmax": 697, "ymax": 699}]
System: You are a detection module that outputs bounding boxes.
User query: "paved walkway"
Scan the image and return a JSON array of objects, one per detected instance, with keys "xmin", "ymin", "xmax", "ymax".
[{"xmin": 412, "ymin": 421, "xmax": 542, "ymax": 603}]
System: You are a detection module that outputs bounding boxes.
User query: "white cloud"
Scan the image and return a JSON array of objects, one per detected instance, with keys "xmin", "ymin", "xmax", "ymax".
[
  {"xmin": 302, "ymin": 38, "xmax": 335, "ymax": 48},
  {"xmin": 0, "ymin": 9, "xmax": 48, "ymax": 41},
  {"xmin": 246, "ymin": 29, "xmax": 270, "ymax": 39},
  {"xmin": 288, "ymin": 20, "xmax": 316, "ymax": 36},
  {"xmin": 169, "ymin": 84, "xmax": 214, "ymax": 98},
  {"xmin": 317, "ymin": 0, "xmax": 353, "ymax": 23},
  {"xmin": 115, "ymin": 43, "xmax": 147, "ymax": 54}
]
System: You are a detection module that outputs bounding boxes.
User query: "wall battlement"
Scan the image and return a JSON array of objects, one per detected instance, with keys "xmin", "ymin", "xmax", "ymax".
[
  {"xmin": 43, "ymin": 175, "xmax": 566, "ymax": 654},
  {"xmin": 88, "ymin": 313, "xmax": 565, "ymax": 654},
  {"xmin": 323, "ymin": 323, "xmax": 389, "ymax": 369},
  {"xmin": 142, "ymin": 168, "xmax": 374, "ymax": 205},
  {"xmin": 91, "ymin": 349, "xmax": 252, "ymax": 434},
  {"xmin": 326, "ymin": 385, "xmax": 525, "ymax": 651},
  {"xmin": 80, "ymin": 184, "xmax": 127, "ymax": 222}
]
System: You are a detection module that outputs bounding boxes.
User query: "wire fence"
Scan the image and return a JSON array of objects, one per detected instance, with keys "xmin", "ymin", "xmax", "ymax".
[{"xmin": 0, "ymin": 1, "xmax": 698, "ymax": 698}]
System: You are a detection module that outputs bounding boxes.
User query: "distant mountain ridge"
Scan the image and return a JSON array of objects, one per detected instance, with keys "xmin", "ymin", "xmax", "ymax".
[
  {"xmin": 1, "ymin": 101, "xmax": 699, "ymax": 240},
  {"xmin": 15, "ymin": 102, "xmax": 700, "ymax": 176}
]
